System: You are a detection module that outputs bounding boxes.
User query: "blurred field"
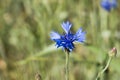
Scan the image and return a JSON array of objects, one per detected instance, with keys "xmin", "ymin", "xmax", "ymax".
[{"xmin": 0, "ymin": 0, "xmax": 120, "ymax": 80}]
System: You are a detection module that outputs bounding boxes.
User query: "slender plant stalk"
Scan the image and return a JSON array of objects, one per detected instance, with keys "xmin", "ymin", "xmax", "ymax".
[
  {"xmin": 95, "ymin": 56, "xmax": 112, "ymax": 80},
  {"xmin": 66, "ymin": 51, "xmax": 69, "ymax": 80}
]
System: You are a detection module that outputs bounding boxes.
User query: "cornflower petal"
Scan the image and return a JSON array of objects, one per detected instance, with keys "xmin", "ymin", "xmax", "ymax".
[
  {"xmin": 50, "ymin": 31, "xmax": 60, "ymax": 40},
  {"xmin": 74, "ymin": 28, "xmax": 86, "ymax": 42},
  {"xmin": 61, "ymin": 21, "xmax": 72, "ymax": 34}
]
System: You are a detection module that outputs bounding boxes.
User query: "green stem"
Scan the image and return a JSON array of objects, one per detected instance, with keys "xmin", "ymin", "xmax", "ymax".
[
  {"xmin": 66, "ymin": 51, "xmax": 69, "ymax": 80},
  {"xmin": 95, "ymin": 57, "xmax": 112, "ymax": 80}
]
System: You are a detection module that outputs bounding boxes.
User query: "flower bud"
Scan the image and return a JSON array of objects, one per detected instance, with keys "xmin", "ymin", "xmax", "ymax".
[
  {"xmin": 108, "ymin": 47, "xmax": 117, "ymax": 57},
  {"xmin": 35, "ymin": 72, "xmax": 42, "ymax": 80}
]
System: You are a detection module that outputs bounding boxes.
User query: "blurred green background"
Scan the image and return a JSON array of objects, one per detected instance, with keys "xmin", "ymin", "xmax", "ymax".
[{"xmin": 0, "ymin": 0, "xmax": 120, "ymax": 80}]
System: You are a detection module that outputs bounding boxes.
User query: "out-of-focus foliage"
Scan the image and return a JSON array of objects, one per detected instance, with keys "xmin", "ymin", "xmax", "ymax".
[{"xmin": 0, "ymin": 0, "xmax": 120, "ymax": 80}]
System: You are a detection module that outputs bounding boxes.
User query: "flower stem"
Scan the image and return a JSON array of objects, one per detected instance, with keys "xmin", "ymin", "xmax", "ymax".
[
  {"xmin": 66, "ymin": 51, "xmax": 69, "ymax": 80},
  {"xmin": 95, "ymin": 56, "xmax": 112, "ymax": 80}
]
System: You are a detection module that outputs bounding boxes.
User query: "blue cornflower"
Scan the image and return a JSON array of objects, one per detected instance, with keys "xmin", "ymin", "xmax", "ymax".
[
  {"xmin": 101, "ymin": 0, "xmax": 117, "ymax": 12},
  {"xmin": 50, "ymin": 21, "xmax": 86, "ymax": 52}
]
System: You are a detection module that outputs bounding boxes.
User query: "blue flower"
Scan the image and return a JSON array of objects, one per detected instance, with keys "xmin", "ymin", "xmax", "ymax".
[
  {"xmin": 101, "ymin": 0, "xmax": 117, "ymax": 12},
  {"xmin": 50, "ymin": 21, "xmax": 86, "ymax": 52}
]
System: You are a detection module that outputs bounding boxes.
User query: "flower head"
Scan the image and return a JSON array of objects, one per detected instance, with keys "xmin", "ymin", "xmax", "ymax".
[
  {"xmin": 108, "ymin": 47, "xmax": 117, "ymax": 57},
  {"xmin": 101, "ymin": 0, "xmax": 117, "ymax": 12},
  {"xmin": 50, "ymin": 21, "xmax": 86, "ymax": 52}
]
